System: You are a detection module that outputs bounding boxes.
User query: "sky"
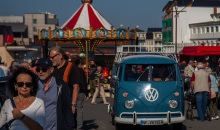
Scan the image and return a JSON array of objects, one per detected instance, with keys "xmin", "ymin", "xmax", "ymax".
[{"xmin": 0, "ymin": 0, "xmax": 170, "ymax": 31}]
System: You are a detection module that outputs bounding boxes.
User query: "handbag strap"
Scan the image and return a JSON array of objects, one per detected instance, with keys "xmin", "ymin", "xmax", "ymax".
[
  {"xmin": 6, "ymin": 98, "xmax": 16, "ymax": 128},
  {"xmin": 10, "ymin": 97, "xmax": 16, "ymax": 108}
]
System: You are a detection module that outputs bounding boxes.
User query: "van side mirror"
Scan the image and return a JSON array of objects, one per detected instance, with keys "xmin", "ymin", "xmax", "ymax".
[{"xmin": 111, "ymin": 75, "xmax": 118, "ymax": 82}]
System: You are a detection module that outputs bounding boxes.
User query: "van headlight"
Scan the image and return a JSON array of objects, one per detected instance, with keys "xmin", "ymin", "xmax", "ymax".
[
  {"xmin": 168, "ymin": 100, "xmax": 178, "ymax": 108},
  {"xmin": 125, "ymin": 100, "xmax": 134, "ymax": 109}
]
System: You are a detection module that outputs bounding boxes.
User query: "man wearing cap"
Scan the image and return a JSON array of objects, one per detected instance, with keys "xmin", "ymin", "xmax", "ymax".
[
  {"xmin": 184, "ymin": 60, "xmax": 195, "ymax": 96},
  {"xmin": 184, "ymin": 60, "xmax": 195, "ymax": 78},
  {"xmin": 36, "ymin": 58, "xmax": 75, "ymax": 130},
  {"xmin": 190, "ymin": 62, "xmax": 211, "ymax": 121}
]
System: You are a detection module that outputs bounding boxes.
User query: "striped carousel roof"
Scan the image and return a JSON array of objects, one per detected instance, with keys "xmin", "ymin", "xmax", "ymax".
[{"xmin": 61, "ymin": 1, "xmax": 113, "ymax": 30}]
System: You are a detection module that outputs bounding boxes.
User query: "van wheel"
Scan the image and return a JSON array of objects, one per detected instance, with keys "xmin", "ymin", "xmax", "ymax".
[
  {"xmin": 173, "ymin": 123, "xmax": 183, "ymax": 130},
  {"xmin": 115, "ymin": 123, "xmax": 124, "ymax": 130}
]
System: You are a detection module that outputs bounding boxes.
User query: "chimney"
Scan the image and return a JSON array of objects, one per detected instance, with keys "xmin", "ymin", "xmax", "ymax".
[{"xmin": 214, "ymin": 7, "xmax": 217, "ymax": 15}]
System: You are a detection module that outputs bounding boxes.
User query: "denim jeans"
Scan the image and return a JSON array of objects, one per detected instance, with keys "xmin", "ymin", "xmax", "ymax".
[{"xmin": 195, "ymin": 91, "xmax": 209, "ymax": 120}]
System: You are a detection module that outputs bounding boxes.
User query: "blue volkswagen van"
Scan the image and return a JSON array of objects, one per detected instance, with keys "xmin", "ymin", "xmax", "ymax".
[{"xmin": 109, "ymin": 46, "xmax": 185, "ymax": 129}]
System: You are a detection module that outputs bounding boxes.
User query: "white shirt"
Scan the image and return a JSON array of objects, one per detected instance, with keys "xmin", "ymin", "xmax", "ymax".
[
  {"xmin": 195, "ymin": 67, "xmax": 198, "ymax": 72},
  {"xmin": 0, "ymin": 98, "xmax": 45, "ymax": 130}
]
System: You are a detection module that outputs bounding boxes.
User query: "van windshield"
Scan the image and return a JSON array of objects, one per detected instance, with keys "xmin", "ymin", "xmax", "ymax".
[{"xmin": 123, "ymin": 64, "xmax": 176, "ymax": 82}]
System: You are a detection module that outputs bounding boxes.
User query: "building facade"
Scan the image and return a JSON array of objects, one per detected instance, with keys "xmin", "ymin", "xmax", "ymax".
[
  {"xmin": 145, "ymin": 28, "xmax": 162, "ymax": 52},
  {"xmin": 0, "ymin": 12, "xmax": 58, "ymax": 63},
  {"xmin": 0, "ymin": 12, "xmax": 58, "ymax": 45},
  {"xmin": 136, "ymin": 28, "xmax": 146, "ymax": 45},
  {"xmin": 189, "ymin": 8, "xmax": 220, "ymax": 45},
  {"xmin": 162, "ymin": 0, "xmax": 220, "ymax": 53},
  {"xmin": 24, "ymin": 12, "xmax": 58, "ymax": 43}
]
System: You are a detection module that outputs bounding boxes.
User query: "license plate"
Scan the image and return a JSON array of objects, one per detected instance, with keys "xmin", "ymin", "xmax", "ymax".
[{"xmin": 140, "ymin": 120, "xmax": 163, "ymax": 125}]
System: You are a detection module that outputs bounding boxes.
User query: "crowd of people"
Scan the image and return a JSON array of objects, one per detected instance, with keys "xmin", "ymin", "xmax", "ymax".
[
  {"xmin": 2, "ymin": 46, "xmax": 220, "ymax": 129},
  {"xmin": 180, "ymin": 59, "xmax": 220, "ymax": 121},
  {"xmin": 0, "ymin": 46, "xmax": 109, "ymax": 130}
]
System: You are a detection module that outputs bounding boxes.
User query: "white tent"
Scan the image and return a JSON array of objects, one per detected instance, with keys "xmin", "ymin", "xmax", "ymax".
[{"xmin": 0, "ymin": 47, "xmax": 14, "ymax": 67}]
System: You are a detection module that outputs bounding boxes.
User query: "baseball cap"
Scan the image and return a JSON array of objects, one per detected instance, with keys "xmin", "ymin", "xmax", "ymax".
[
  {"xmin": 189, "ymin": 60, "xmax": 193, "ymax": 63},
  {"xmin": 36, "ymin": 58, "xmax": 53, "ymax": 67}
]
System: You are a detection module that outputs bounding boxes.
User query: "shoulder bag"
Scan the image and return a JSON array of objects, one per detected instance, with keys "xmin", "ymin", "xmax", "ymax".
[{"xmin": 0, "ymin": 98, "xmax": 16, "ymax": 130}]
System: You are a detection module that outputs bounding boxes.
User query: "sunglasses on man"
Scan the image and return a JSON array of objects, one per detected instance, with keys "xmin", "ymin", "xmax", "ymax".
[
  {"xmin": 36, "ymin": 67, "xmax": 49, "ymax": 72},
  {"xmin": 16, "ymin": 82, "xmax": 33, "ymax": 88}
]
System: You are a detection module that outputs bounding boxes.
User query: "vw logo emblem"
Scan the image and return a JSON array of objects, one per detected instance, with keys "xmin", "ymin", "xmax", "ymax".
[{"xmin": 145, "ymin": 88, "xmax": 159, "ymax": 102}]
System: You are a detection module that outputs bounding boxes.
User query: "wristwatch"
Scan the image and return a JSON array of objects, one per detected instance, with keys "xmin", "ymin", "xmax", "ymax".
[{"xmin": 72, "ymin": 103, "xmax": 77, "ymax": 107}]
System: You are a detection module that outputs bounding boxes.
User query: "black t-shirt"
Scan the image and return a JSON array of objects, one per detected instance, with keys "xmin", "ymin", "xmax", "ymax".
[
  {"xmin": 78, "ymin": 68, "xmax": 88, "ymax": 94},
  {"xmin": 89, "ymin": 65, "xmax": 97, "ymax": 80},
  {"xmin": 53, "ymin": 61, "xmax": 82, "ymax": 94}
]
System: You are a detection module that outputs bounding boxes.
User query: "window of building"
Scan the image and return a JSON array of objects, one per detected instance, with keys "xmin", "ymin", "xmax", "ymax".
[
  {"xmin": 202, "ymin": 27, "xmax": 205, "ymax": 34},
  {"xmin": 198, "ymin": 28, "xmax": 200, "ymax": 34},
  {"xmin": 211, "ymin": 26, "xmax": 214, "ymax": 32},
  {"xmin": 206, "ymin": 27, "xmax": 209, "ymax": 33},
  {"xmin": 216, "ymin": 26, "xmax": 219, "ymax": 32},
  {"xmin": 193, "ymin": 28, "xmax": 196, "ymax": 34},
  {"xmin": 33, "ymin": 19, "xmax": 37, "ymax": 24},
  {"xmin": 33, "ymin": 27, "xmax": 37, "ymax": 32}
]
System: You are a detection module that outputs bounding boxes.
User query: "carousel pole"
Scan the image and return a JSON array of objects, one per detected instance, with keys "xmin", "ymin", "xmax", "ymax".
[{"xmin": 85, "ymin": 40, "xmax": 89, "ymax": 84}]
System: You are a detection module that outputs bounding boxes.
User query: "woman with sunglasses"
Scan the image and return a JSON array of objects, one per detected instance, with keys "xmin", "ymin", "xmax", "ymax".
[{"xmin": 0, "ymin": 67, "xmax": 45, "ymax": 130}]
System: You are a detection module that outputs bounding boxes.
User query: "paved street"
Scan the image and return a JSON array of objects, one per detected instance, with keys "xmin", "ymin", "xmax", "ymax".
[{"xmin": 83, "ymin": 97, "xmax": 220, "ymax": 130}]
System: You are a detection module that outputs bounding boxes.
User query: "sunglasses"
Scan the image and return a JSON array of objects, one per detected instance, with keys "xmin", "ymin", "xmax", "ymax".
[
  {"xmin": 50, "ymin": 54, "xmax": 59, "ymax": 59},
  {"xmin": 36, "ymin": 67, "xmax": 49, "ymax": 72},
  {"xmin": 17, "ymin": 82, "xmax": 33, "ymax": 88}
]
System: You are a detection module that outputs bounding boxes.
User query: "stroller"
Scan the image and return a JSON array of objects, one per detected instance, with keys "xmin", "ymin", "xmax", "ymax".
[{"xmin": 186, "ymin": 93, "xmax": 211, "ymax": 121}]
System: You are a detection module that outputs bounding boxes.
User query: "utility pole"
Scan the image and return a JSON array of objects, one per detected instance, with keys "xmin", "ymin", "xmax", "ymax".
[
  {"xmin": 173, "ymin": 0, "xmax": 193, "ymax": 58},
  {"xmin": 175, "ymin": 0, "xmax": 178, "ymax": 57}
]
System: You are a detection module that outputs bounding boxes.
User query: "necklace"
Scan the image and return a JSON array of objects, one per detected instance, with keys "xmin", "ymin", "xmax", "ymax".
[{"xmin": 18, "ymin": 96, "xmax": 31, "ymax": 108}]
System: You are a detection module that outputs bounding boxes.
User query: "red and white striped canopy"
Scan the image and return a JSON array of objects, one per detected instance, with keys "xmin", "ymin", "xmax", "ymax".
[{"xmin": 61, "ymin": 3, "xmax": 113, "ymax": 30}]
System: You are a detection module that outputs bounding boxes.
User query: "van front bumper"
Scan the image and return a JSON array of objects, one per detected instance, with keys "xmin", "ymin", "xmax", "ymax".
[{"xmin": 115, "ymin": 111, "xmax": 185, "ymax": 125}]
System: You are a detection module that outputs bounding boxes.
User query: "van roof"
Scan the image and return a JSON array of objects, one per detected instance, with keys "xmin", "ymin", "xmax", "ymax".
[{"xmin": 121, "ymin": 55, "xmax": 177, "ymax": 64}]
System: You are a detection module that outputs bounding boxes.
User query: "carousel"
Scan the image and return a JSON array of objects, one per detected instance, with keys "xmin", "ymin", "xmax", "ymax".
[{"xmin": 38, "ymin": 0, "xmax": 137, "ymax": 78}]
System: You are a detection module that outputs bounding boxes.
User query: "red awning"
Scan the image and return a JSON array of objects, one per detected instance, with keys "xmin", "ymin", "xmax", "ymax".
[{"xmin": 181, "ymin": 46, "xmax": 220, "ymax": 56}]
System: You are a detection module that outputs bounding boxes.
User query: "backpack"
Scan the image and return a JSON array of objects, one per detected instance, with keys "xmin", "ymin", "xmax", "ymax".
[{"xmin": 63, "ymin": 62, "xmax": 73, "ymax": 83}]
